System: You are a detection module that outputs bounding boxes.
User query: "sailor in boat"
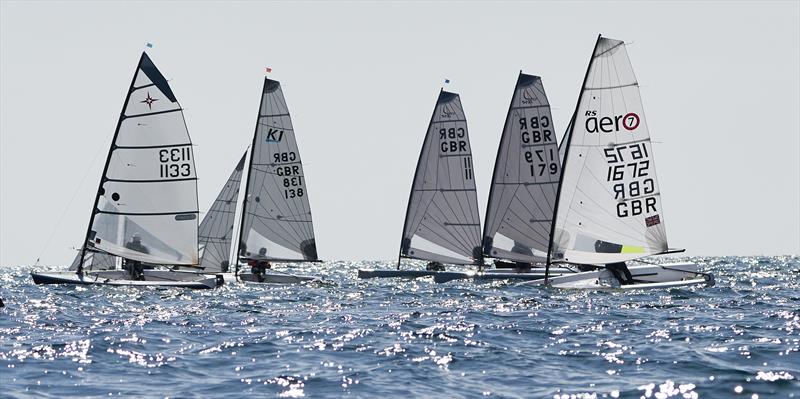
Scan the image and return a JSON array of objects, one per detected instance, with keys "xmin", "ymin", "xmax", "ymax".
[
  {"xmin": 122, "ymin": 234, "xmax": 149, "ymax": 280},
  {"xmin": 514, "ymin": 262, "xmax": 532, "ymax": 273},
  {"xmin": 249, "ymin": 248, "xmax": 272, "ymax": 282},
  {"xmin": 606, "ymin": 262, "xmax": 634, "ymax": 285},
  {"xmin": 426, "ymin": 261, "xmax": 445, "ymax": 272}
]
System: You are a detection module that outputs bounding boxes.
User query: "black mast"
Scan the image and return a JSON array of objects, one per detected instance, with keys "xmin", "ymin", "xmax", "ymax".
[
  {"xmin": 77, "ymin": 53, "xmax": 147, "ymax": 275},
  {"xmin": 396, "ymin": 88, "xmax": 446, "ymax": 270},
  {"xmin": 545, "ymin": 34, "xmax": 603, "ymax": 284},
  {"xmin": 235, "ymin": 78, "xmax": 271, "ymax": 278}
]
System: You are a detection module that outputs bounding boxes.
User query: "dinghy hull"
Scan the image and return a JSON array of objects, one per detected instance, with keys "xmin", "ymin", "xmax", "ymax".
[
  {"xmin": 520, "ymin": 263, "xmax": 714, "ymax": 290},
  {"xmin": 357, "ymin": 269, "xmax": 439, "ymax": 279},
  {"xmin": 30, "ymin": 270, "xmax": 220, "ymax": 289},
  {"xmin": 432, "ymin": 267, "xmax": 575, "ymax": 283},
  {"xmin": 237, "ymin": 272, "xmax": 317, "ymax": 284}
]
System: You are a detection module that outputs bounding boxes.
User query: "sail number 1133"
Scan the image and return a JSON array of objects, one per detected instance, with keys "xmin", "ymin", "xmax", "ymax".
[{"xmin": 159, "ymin": 147, "xmax": 192, "ymax": 178}]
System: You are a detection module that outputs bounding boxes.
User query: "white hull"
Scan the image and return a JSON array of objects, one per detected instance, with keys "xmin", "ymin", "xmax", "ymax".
[
  {"xmin": 432, "ymin": 267, "xmax": 575, "ymax": 283},
  {"xmin": 30, "ymin": 270, "xmax": 220, "ymax": 289},
  {"xmin": 520, "ymin": 263, "xmax": 714, "ymax": 290}
]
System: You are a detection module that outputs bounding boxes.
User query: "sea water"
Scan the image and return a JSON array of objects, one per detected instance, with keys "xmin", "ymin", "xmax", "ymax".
[{"xmin": 1, "ymin": 256, "xmax": 798, "ymax": 398}]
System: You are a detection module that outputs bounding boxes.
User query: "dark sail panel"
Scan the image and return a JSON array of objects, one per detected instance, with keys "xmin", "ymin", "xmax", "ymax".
[{"xmin": 400, "ymin": 91, "xmax": 482, "ymax": 265}]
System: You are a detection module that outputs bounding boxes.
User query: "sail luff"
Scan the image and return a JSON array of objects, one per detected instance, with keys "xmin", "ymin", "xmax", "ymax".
[
  {"xmin": 78, "ymin": 52, "xmax": 146, "ymax": 273},
  {"xmin": 546, "ymin": 34, "xmax": 603, "ymax": 281}
]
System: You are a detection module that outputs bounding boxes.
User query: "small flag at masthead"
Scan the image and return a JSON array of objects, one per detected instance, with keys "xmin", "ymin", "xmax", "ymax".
[{"xmin": 145, "ymin": 42, "xmax": 154, "ymax": 48}]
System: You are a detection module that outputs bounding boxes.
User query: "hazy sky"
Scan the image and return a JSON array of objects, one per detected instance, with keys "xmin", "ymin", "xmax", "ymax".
[{"xmin": 1, "ymin": 1, "xmax": 798, "ymax": 266}]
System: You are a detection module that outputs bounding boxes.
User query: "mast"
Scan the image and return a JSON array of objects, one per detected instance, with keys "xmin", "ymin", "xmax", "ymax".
[
  {"xmin": 235, "ymin": 79, "xmax": 269, "ymax": 278},
  {"xmin": 77, "ymin": 53, "xmax": 146, "ymax": 275},
  {"xmin": 545, "ymin": 34, "xmax": 602, "ymax": 283},
  {"xmin": 397, "ymin": 88, "xmax": 445, "ymax": 270}
]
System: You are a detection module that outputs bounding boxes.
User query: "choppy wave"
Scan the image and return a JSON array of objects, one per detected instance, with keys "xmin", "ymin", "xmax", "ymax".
[{"xmin": 1, "ymin": 256, "xmax": 798, "ymax": 398}]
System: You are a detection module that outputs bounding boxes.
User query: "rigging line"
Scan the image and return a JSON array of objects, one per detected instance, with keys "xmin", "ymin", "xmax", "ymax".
[{"xmin": 34, "ymin": 138, "xmax": 107, "ymax": 266}]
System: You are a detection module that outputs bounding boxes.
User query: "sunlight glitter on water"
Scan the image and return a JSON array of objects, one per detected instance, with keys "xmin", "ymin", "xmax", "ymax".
[{"xmin": 1, "ymin": 256, "xmax": 799, "ymax": 398}]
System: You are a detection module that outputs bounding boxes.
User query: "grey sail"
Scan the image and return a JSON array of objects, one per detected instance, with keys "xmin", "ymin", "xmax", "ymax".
[
  {"xmin": 197, "ymin": 152, "xmax": 246, "ymax": 272},
  {"xmin": 83, "ymin": 52, "xmax": 199, "ymax": 266},
  {"xmin": 400, "ymin": 90, "xmax": 482, "ymax": 265},
  {"xmin": 482, "ymin": 74, "xmax": 561, "ymax": 263},
  {"xmin": 238, "ymin": 78, "xmax": 318, "ymax": 262},
  {"xmin": 551, "ymin": 36, "xmax": 670, "ymax": 265},
  {"xmin": 69, "ymin": 249, "xmax": 116, "ymax": 271}
]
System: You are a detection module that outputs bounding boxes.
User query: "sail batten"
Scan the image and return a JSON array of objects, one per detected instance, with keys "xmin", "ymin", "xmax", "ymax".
[
  {"xmin": 483, "ymin": 73, "xmax": 562, "ymax": 264},
  {"xmin": 238, "ymin": 79, "xmax": 318, "ymax": 263},
  {"xmin": 83, "ymin": 52, "xmax": 199, "ymax": 267},
  {"xmin": 550, "ymin": 36, "xmax": 670, "ymax": 266},
  {"xmin": 400, "ymin": 90, "xmax": 482, "ymax": 265}
]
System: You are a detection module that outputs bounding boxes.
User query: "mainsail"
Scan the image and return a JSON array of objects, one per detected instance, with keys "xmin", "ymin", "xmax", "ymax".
[
  {"xmin": 483, "ymin": 73, "xmax": 561, "ymax": 264},
  {"xmin": 82, "ymin": 52, "xmax": 199, "ymax": 266},
  {"xmin": 238, "ymin": 78, "xmax": 318, "ymax": 262},
  {"xmin": 400, "ymin": 90, "xmax": 482, "ymax": 265},
  {"xmin": 197, "ymin": 152, "xmax": 247, "ymax": 272},
  {"xmin": 551, "ymin": 36, "xmax": 670, "ymax": 265}
]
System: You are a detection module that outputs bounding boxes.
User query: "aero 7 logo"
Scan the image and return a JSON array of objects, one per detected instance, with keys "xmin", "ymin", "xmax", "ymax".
[{"xmin": 585, "ymin": 110, "xmax": 640, "ymax": 133}]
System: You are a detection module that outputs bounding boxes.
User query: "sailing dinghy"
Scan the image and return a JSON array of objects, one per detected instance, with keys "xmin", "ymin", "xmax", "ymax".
[
  {"xmin": 358, "ymin": 90, "xmax": 485, "ymax": 279},
  {"xmin": 30, "ymin": 53, "xmax": 220, "ymax": 289},
  {"xmin": 232, "ymin": 78, "xmax": 319, "ymax": 284},
  {"xmin": 523, "ymin": 35, "xmax": 714, "ymax": 290},
  {"xmin": 434, "ymin": 73, "xmax": 575, "ymax": 283}
]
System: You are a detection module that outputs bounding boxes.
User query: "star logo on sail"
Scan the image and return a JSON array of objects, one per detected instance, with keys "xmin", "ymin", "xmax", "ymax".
[{"xmin": 141, "ymin": 92, "xmax": 158, "ymax": 110}]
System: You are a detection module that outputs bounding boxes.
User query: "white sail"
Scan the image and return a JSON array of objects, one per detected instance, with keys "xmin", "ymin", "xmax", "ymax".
[
  {"xmin": 552, "ymin": 37, "xmax": 669, "ymax": 265},
  {"xmin": 238, "ymin": 79, "xmax": 318, "ymax": 262},
  {"xmin": 85, "ymin": 53, "xmax": 199, "ymax": 266},
  {"xmin": 197, "ymin": 152, "xmax": 246, "ymax": 272},
  {"xmin": 483, "ymin": 74, "xmax": 561, "ymax": 263},
  {"xmin": 400, "ymin": 90, "xmax": 482, "ymax": 265}
]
